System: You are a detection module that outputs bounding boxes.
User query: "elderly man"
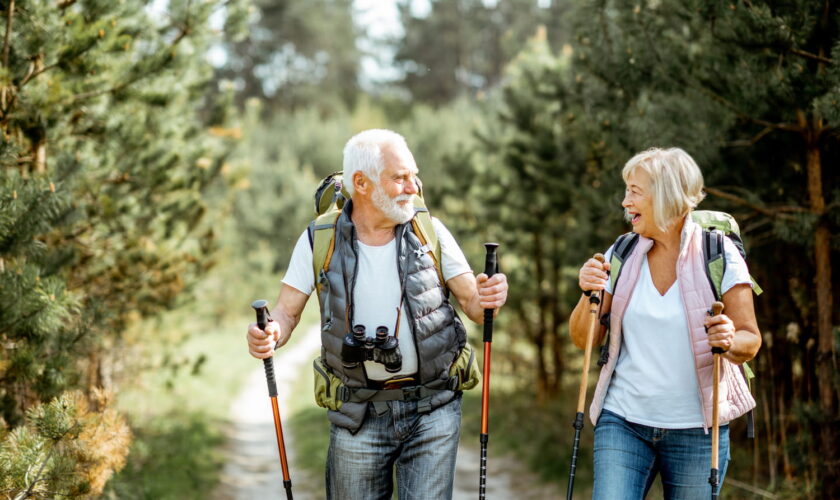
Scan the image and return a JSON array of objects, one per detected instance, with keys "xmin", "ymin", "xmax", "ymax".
[{"xmin": 246, "ymin": 129, "xmax": 508, "ymax": 499}]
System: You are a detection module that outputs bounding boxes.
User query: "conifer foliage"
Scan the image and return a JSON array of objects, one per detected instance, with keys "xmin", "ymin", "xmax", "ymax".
[
  {"xmin": 0, "ymin": 0, "xmax": 247, "ymax": 495},
  {"xmin": 453, "ymin": 1, "xmax": 838, "ymax": 496}
]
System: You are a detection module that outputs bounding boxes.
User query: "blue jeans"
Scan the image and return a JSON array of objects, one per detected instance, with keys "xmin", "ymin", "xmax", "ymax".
[
  {"xmin": 326, "ymin": 396, "xmax": 461, "ymax": 500},
  {"xmin": 593, "ymin": 409, "xmax": 730, "ymax": 500}
]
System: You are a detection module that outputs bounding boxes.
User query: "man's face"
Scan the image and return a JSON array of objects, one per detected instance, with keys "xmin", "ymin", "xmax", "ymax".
[{"xmin": 372, "ymin": 144, "xmax": 419, "ymax": 223}]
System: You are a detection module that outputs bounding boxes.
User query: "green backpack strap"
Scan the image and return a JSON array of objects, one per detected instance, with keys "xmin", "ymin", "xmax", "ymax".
[
  {"xmin": 309, "ymin": 197, "xmax": 444, "ymax": 293},
  {"xmin": 608, "ymin": 232, "xmax": 640, "ymax": 294},
  {"xmin": 409, "ymin": 195, "xmax": 444, "ymax": 286},
  {"xmin": 692, "ymin": 211, "xmax": 762, "ymax": 297},
  {"xmin": 696, "ymin": 215, "xmax": 758, "ymax": 439},
  {"xmin": 310, "ymin": 210, "xmax": 342, "ymax": 294},
  {"xmin": 702, "ymin": 229, "xmax": 727, "ymax": 301},
  {"xmin": 598, "ymin": 232, "xmax": 639, "ymax": 368}
]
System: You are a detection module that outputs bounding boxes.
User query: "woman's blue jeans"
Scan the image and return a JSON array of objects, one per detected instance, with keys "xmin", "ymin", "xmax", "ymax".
[
  {"xmin": 593, "ymin": 409, "xmax": 730, "ymax": 500},
  {"xmin": 326, "ymin": 396, "xmax": 461, "ymax": 500}
]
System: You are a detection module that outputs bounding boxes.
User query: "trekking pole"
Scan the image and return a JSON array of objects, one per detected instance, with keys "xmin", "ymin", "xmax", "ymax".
[
  {"xmin": 479, "ymin": 243, "xmax": 499, "ymax": 500},
  {"xmin": 566, "ymin": 253, "xmax": 606, "ymax": 500},
  {"xmin": 251, "ymin": 299, "xmax": 293, "ymax": 500},
  {"xmin": 708, "ymin": 301, "xmax": 724, "ymax": 500}
]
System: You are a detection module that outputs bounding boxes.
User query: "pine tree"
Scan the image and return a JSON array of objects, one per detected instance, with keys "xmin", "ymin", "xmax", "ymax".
[
  {"xmin": 569, "ymin": 2, "xmax": 839, "ymax": 495},
  {"xmin": 449, "ymin": 0, "xmax": 838, "ymax": 495},
  {"xmin": 215, "ymin": 0, "xmax": 360, "ymax": 111},
  {"xmin": 0, "ymin": 0, "xmax": 248, "ymax": 494},
  {"xmin": 393, "ymin": 0, "xmax": 557, "ymax": 104}
]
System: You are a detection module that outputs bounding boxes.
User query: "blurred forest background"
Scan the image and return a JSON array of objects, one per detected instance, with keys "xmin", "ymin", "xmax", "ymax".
[{"xmin": 0, "ymin": 0, "xmax": 838, "ymax": 498}]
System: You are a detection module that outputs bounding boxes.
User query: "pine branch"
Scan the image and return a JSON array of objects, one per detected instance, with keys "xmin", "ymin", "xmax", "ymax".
[
  {"xmin": 71, "ymin": 20, "xmax": 193, "ymax": 104},
  {"xmin": 704, "ymin": 186, "xmax": 807, "ymax": 220},
  {"xmin": 789, "ymin": 47, "xmax": 833, "ymax": 65},
  {"xmin": 0, "ymin": 56, "xmax": 60, "ymax": 121},
  {"xmin": 695, "ymin": 85, "xmax": 802, "ymax": 133},
  {"xmin": 20, "ymin": 60, "xmax": 59, "ymax": 88},
  {"xmin": 13, "ymin": 418, "xmax": 83, "ymax": 500},
  {"xmin": 724, "ymin": 126, "xmax": 773, "ymax": 147},
  {"xmin": 70, "ymin": 79, "xmax": 134, "ymax": 103}
]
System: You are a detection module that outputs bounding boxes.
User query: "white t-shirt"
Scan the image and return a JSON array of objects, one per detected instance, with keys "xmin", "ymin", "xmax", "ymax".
[
  {"xmin": 282, "ymin": 217, "xmax": 472, "ymax": 380},
  {"xmin": 602, "ymin": 236, "xmax": 752, "ymax": 428}
]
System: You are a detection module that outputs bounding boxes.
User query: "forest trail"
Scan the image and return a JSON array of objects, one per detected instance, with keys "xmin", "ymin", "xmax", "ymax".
[{"xmin": 214, "ymin": 325, "xmax": 560, "ymax": 499}]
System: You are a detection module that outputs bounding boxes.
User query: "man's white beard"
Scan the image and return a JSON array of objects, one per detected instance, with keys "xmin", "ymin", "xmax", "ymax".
[{"xmin": 372, "ymin": 183, "xmax": 414, "ymax": 223}]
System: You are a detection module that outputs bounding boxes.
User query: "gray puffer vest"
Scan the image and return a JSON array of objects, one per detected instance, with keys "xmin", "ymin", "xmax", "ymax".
[{"xmin": 317, "ymin": 201, "xmax": 467, "ymax": 432}]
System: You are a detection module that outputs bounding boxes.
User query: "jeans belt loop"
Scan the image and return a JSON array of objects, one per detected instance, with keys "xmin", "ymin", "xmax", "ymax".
[
  {"xmin": 417, "ymin": 396, "xmax": 433, "ymax": 414},
  {"xmin": 371, "ymin": 400, "xmax": 389, "ymax": 416}
]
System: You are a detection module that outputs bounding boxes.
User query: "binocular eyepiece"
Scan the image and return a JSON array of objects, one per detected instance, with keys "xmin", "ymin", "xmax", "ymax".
[{"xmin": 341, "ymin": 325, "xmax": 403, "ymax": 373}]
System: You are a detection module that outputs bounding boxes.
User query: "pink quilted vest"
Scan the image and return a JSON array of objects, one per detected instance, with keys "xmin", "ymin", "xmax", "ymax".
[{"xmin": 589, "ymin": 216, "xmax": 756, "ymax": 431}]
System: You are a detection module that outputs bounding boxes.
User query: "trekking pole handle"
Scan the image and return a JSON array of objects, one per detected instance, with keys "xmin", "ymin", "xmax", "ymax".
[
  {"xmin": 483, "ymin": 243, "xmax": 499, "ymax": 343},
  {"xmin": 590, "ymin": 253, "xmax": 605, "ymax": 303},
  {"xmin": 709, "ymin": 301, "xmax": 725, "ymax": 355},
  {"xmin": 251, "ymin": 299, "xmax": 278, "ymax": 398}
]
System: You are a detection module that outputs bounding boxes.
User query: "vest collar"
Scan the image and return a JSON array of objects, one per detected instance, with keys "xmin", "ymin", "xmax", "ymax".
[{"xmin": 678, "ymin": 212, "xmax": 699, "ymax": 261}]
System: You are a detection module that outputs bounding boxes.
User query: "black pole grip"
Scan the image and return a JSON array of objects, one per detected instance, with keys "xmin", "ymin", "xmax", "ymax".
[
  {"xmin": 252, "ymin": 299, "xmax": 269, "ymax": 330},
  {"xmin": 483, "ymin": 243, "xmax": 499, "ymax": 343},
  {"xmin": 709, "ymin": 468, "xmax": 719, "ymax": 499},
  {"xmin": 567, "ymin": 426, "xmax": 583, "ymax": 500},
  {"xmin": 252, "ymin": 300, "xmax": 278, "ymax": 397},
  {"xmin": 484, "ymin": 243, "xmax": 498, "ymax": 278}
]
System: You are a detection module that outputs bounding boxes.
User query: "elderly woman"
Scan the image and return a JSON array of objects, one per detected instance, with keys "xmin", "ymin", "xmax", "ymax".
[{"xmin": 569, "ymin": 147, "xmax": 760, "ymax": 499}]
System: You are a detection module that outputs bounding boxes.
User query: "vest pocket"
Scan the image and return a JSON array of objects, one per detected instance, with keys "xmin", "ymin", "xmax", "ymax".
[
  {"xmin": 448, "ymin": 342, "xmax": 482, "ymax": 391},
  {"xmin": 313, "ymin": 356, "xmax": 345, "ymax": 411}
]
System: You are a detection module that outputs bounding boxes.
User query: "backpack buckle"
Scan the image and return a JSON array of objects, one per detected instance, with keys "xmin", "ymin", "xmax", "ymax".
[
  {"xmin": 337, "ymin": 386, "xmax": 351, "ymax": 403},
  {"xmin": 402, "ymin": 386, "xmax": 423, "ymax": 401}
]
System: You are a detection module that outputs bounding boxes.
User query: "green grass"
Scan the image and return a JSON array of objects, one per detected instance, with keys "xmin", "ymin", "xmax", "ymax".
[
  {"xmin": 103, "ymin": 245, "xmax": 322, "ymax": 498},
  {"xmin": 286, "ymin": 344, "xmax": 331, "ymax": 496},
  {"xmin": 103, "ymin": 308, "xmax": 257, "ymax": 498},
  {"xmin": 103, "ymin": 413, "xmax": 226, "ymax": 500}
]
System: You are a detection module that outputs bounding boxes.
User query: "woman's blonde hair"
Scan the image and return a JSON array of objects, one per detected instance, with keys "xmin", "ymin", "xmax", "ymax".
[{"xmin": 622, "ymin": 147, "xmax": 706, "ymax": 231}]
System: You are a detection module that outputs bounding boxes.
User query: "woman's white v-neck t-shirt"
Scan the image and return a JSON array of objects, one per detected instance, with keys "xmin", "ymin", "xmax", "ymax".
[{"xmin": 602, "ymin": 255, "xmax": 705, "ymax": 428}]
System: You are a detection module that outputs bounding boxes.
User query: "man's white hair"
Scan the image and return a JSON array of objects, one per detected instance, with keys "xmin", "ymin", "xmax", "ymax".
[
  {"xmin": 622, "ymin": 147, "xmax": 706, "ymax": 230},
  {"xmin": 342, "ymin": 129, "xmax": 408, "ymax": 196}
]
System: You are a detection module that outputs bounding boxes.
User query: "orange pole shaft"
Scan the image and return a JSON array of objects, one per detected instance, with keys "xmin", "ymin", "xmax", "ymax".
[{"xmin": 270, "ymin": 396, "xmax": 291, "ymax": 481}]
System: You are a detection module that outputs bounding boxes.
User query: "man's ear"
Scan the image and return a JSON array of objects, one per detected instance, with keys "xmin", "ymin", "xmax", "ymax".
[{"xmin": 353, "ymin": 171, "xmax": 370, "ymax": 196}]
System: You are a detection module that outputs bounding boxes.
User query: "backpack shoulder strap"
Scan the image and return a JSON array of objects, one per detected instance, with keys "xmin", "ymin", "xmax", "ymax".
[
  {"xmin": 702, "ymin": 228, "xmax": 726, "ymax": 301},
  {"xmin": 410, "ymin": 196, "xmax": 444, "ymax": 286},
  {"xmin": 608, "ymin": 232, "xmax": 640, "ymax": 294},
  {"xmin": 310, "ymin": 210, "xmax": 342, "ymax": 292}
]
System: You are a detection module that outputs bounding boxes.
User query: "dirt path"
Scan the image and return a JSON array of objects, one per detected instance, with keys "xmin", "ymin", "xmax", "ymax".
[{"xmin": 215, "ymin": 325, "xmax": 560, "ymax": 499}]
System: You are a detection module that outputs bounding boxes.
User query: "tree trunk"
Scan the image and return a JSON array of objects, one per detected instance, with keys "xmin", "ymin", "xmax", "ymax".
[
  {"xmin": 805, "ymin": 132, "xmax": 837, "ymax": 496},
  {"xmin": 533, "ymin": 230, "xmax": 550, "ymax": 402},
  {"xmin": 548, "ymin": 232, "xmax": 564, "ymax": 396},
  {"xmin": 30, "ymin": 54, "xmax": 47, "ymax": 173}
]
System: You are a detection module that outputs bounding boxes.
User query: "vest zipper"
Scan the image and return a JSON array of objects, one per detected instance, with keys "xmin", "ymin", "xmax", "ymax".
[
  {"xmin": 348, "ymin": 224, "xmax": 369, "ymax": 382},
  {"xmin": 678, "ymin": 229, "xmax": 711, "ymax": 433},
  {"xmin": 396, "ymin": 223, "xmax": 424, "ymax": 383}
]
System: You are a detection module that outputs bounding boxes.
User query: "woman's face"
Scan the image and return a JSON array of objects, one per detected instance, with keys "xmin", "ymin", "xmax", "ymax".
[{"xmin": 622, "ymin": 168, "xmax": 656, "ymax": 237}]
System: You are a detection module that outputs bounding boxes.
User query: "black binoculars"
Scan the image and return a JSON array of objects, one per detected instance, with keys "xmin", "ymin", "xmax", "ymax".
[{"xmin": 341, "ymin": 325, "xmax": 403, "ymax": 373}]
